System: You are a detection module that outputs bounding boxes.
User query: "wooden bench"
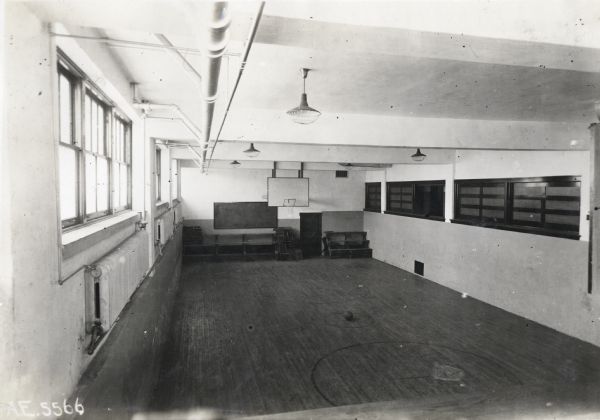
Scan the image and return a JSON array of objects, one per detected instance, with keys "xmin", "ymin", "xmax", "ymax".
[
  {"xmin": 324, "ymin": 231, "xmax": 373, "ymax": 258},
  {"xmin": 183, "ymin": 229, "xmax": 276, "ymax": 259}
]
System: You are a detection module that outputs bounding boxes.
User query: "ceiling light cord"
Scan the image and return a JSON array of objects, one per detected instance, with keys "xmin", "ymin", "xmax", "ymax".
[{"xmin": 303, "ymin": 73, "xmax": 306, "ymax": 94}]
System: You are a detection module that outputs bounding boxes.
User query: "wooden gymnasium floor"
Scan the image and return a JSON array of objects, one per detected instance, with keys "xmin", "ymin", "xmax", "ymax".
[{"xmin": 150, "ymin": 258, "xmax": 600, "ymax": 418}]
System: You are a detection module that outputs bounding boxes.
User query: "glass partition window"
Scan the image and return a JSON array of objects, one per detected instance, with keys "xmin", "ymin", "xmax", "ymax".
[
  {"xmin": 454, "ymin": 176, "xmax": 581, "ymax": 239},
  {"xmin": 364, "ymin": 182, "xmax": 381, "ymax": 212},
  {"xmin": 386, "ymin": 180, "xmax": 445, "ymax": 220}
]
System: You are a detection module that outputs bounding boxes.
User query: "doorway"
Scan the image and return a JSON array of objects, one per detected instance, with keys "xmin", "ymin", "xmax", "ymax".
[{"xmin": 300, "ymin": 212, "xmax": 322, "ymax": 257}]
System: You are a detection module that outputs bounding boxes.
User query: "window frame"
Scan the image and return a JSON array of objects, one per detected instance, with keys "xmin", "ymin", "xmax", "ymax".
[
  {"xmin": 385, "ymin": 180, "xmax": 446, "ymax": 221},
  {"xmin": 155, "ymin": 148, "xmax": 162, "ymax": 203},
  {"xmin": 364, "ymin": 182, "xmax": 381, "ymax": 212},
  {"xmin": 57, "ymin": 49, "xmax": 133, "ymax": 231},
  {"xmin": 170, "ymin": 158, "xmax": 179, "ymax": 202},
  {"xmin": 57, "ymin": 62, "xmax": 82, "ymax": 228},
  {"xmin": 83, "ymin": 88, "xmax": 112, "ymax": 221},
  {"xmin": 452, "ymin": 175, "xmax": 581, "ymax": 240},
  {"xmin": 112, "ymin": 112, "xmax": 132, "ymax": 212}
]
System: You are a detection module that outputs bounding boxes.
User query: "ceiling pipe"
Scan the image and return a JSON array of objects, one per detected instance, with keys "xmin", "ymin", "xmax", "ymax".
[
  {"xmin": 199, "ymin": 1, "xmax": 231, "ymax": 166},
  {"xmin": 132, "ymin": 102, "xmax": 207, "ymax": 149},
  {"xmin": 205, "ymin": 1, "xmax": 265, "ymax": 171}
]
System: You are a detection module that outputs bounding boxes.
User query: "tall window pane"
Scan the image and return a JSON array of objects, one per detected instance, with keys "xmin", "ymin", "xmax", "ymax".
[
  {"xmin": 112, "ymin": 116, "xmax": 131, "ymax": 210},
  {"xmin": 84, "ymin": 95, "xmax": 91, "ymax": 151},
  {"xmin": 59, "ymin": 74, "xmax": 72, "ymax": 144},
  {"xmin": 85, "ymin": 154, "xmax": 97, "ymax": 214},
  {"xmin": 97, "ymin": 157, "xmax": 109, "ymax": 212},
  {"xmin": 156, "ymin": 148, "xmax": 161, "ymax": 202},
  {"xmin": 120, "ymin": 164, "xmax": 127, "ymax": 206},
  {"xmin": 171, "ymin": 159, "xmax": 178, "ymax": 201},
  {"xmin": 59, "ymin": 146, "xmax": 77, "ymax": 220},
  {"xmin": 91, "ymin": 100, "xmax": 98, "ymax": 153},
  {"xmin": 114, "ymin": 166, "xmax": 121, "ymax": 209},
  {"xmin": 98, "ymin": 106, "xmax": 105, "ymax": 155}
]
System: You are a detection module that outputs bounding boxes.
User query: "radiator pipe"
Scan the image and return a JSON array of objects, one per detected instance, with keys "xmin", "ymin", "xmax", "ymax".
[
  {"xmin": 86, "ymin": 264, "xmax": 105, "ymax": 355},
  {"xmin": 86, "ymin": 321, "xmax": 105, "ymax": 355}
]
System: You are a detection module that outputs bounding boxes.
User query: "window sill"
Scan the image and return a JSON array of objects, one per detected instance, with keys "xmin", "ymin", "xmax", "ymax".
[
  {"xmin": 363, "ymin": 208, "xmax": 381, "ymax": 213},
  {"xmin": 155, "ymin": 201, "xmax": 170, "ymax": 218},
  {"xmin": 62, "ymin": 211, "xmax": 139, "ymax": 258},
  {"xmin": 450, "ymin": 219, "xmax": 581, "ymax": 240},
  {"xmin": 384, "ymin": 211, "xmax": 445, "ymax": 222}
]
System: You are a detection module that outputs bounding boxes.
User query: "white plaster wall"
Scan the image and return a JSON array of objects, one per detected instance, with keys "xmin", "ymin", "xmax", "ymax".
[
  {"xmin": 364, "ymin": 149, "xmax": 598, "ymax": 346},
  {"xmin": 4, "ymin": 3, "xmax": 74, "ymax": 402},
  {"xmin": 364, "ymin": 212, "xmax": 600, "ymax": 347},
  {"xmin": 181, "ymin": 168, "xmax": 365, "ymax": 222},
  {"xmin": 2, "ymin": 4, "xmax": 155, "ymax": 405}
]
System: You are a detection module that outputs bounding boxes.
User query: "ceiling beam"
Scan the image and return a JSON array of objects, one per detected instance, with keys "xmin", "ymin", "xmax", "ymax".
[
  {"xmin": 221, "ymin": 108, "xmax": 590, "ymax": 151},
  {"xmin": 171, "ymin": 143, "xmax": 454, "ymax": 164},
  {"xmin": 255, "ymin": 15, "xmax": 600, "ymax": 73}
]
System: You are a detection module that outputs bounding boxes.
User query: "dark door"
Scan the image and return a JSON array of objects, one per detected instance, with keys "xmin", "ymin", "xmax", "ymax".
[{"xmin": 300, "ymin": 213, "xmax": 322, "ymax": 257}]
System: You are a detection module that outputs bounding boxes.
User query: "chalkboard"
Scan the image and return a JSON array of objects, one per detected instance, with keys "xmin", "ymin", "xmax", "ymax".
[{"xmin": 214, "ymin": 202, "xmax": 278, "ymax": 229}]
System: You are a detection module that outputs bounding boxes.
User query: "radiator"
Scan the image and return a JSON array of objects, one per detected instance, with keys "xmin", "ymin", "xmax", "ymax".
[{"xmin": 85, "ymin": 232, "xmax": 149, "ymax": 333}]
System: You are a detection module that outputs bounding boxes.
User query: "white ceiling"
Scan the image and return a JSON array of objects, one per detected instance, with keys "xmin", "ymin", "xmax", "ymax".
[{"xmin": 26, "ymin": 0, "xmax": 600, "ymax": 167}]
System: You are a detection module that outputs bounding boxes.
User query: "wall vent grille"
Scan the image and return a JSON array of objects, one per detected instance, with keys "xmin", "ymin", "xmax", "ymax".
[{"xmin": 414, "ymin": 260, "xmax": 424, "ymax": 276}]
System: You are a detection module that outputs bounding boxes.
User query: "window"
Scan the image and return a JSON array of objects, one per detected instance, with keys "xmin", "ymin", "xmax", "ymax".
[
  {"xmin": 57, "ymin": 50, "xmax": 132, "ymax": 229},
  {"xmin": 84, "ymin": 91, "xmax": 110, "ymax": 219},
  {"xmin": 170, "ymin": 159, "xmax": 179, "ymax": 201},
  {"xmin": 455, "ymin": 180, "xmax": 506, "ymax": 223},
  {"xmin": 113, "ymin": 115, "xmax": 131, "ymax": 210},
  {"xmin": 58, "ymin": 64, "xmax": 79, "ymax": 228},
  {"xmin": 386, "ymin": 180, "xmax": 445, "ymax": 220},
  {"xmin": 364, "ymin": 182, "xmax": 381, "ymax": 212},
  {"xmin": 454, "ymin": 176, "xmax": 581, "ymax": 239},
  {"xmin": 155, "ymin": 148, "xmax": 162, "ymax": 202}
]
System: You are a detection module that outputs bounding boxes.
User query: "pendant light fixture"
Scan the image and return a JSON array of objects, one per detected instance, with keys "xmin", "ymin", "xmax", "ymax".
[
  {"xmin": 287, "ymin": 68, "xmax": 321, "ymax": 124},
  {"xmin": 230, "ymin": 160, "xmax": 241, "ymax": 168},
  {"xmin": 411, "ymin": 148, "xmax": 426, "ymax": 162},
  {"xmin": 243, "ymin": 142, "xmax": 260, "ymax": 158}
]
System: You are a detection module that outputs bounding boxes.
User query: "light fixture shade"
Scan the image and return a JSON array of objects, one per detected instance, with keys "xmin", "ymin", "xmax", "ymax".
[
  {"xmin": 230, "ymin": 160, "xmax": 241, "ymax": 167},
  {"xmin": 243, "ymin": 142, "xmax": 260, "ymax": 158},
  {"xmin": 287, "ymin": 93, "xmax": 321, "ymax": 124},
  {"xmin": 411, "ymin": 148, "xmax": 426, "ymax": 162}
]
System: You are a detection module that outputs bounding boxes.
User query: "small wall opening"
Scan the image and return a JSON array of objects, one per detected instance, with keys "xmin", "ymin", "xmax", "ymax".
[{"xmin": 414, "ymin": 260, "xmax": 424, "ymax": 276}]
